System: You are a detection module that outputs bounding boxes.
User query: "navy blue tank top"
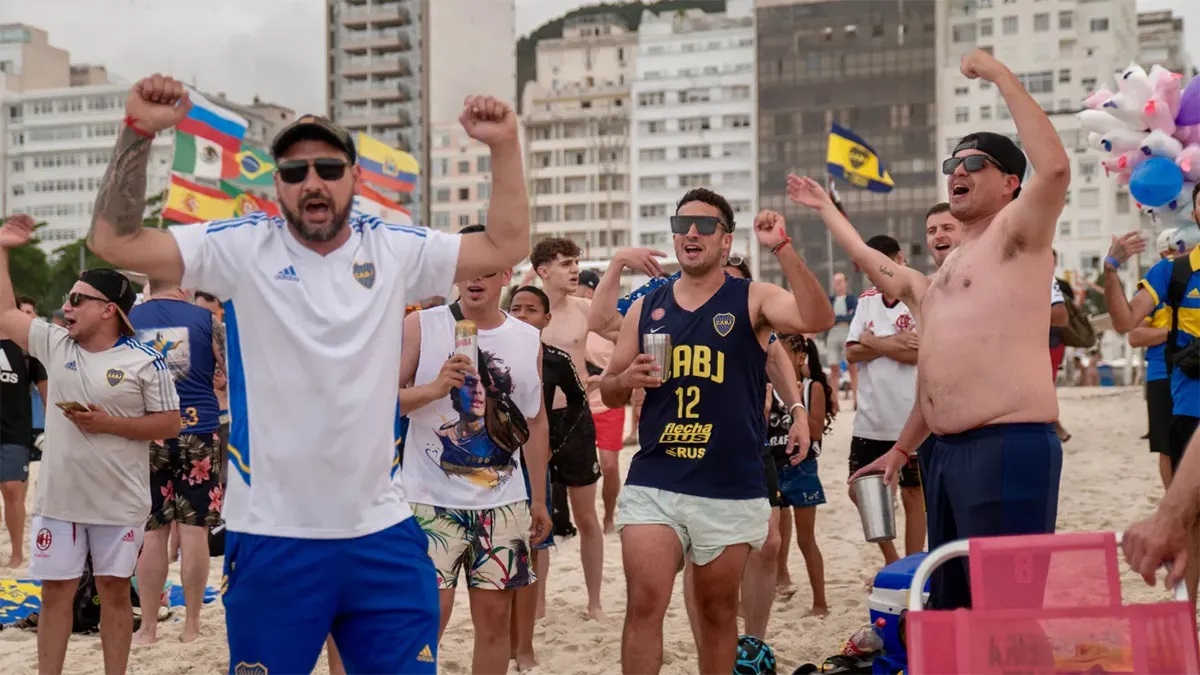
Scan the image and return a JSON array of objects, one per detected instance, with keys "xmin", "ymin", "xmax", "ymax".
[
  {"xmin": 630, "ymin": 275, "xmax": 768, "ymax": 499},
  {"xmin": 129, "ymin": 299, "xmax": 220, "ymax": 434}
]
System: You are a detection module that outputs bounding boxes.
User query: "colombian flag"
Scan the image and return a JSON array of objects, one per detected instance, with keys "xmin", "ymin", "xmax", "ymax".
[
  {"xmin": 162, "ymin": 174, "xmax": 234, "ymax": 224},
  {"xmin": 178, "ymin": 91, "xmax": 248, "ymax": 153},
  {"xmin": 354, "ymin": 183, "xmax": 412, "ymax": 226},
  {"xmin": 826, "ymin": 123, "xmax": 895, "ymax": 194},
  {"xmin": 220, "ymin": 181, "xmax": 280, "ymax": 218},
  {"xmin": 356, "ymin": 133, "xmax": 418, "ymax": 193}
]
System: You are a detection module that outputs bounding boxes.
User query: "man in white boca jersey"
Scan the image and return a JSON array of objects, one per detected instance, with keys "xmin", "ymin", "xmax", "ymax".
[{"xmin": 85, "ymin": 74, "xmax": 530, "ymax": 674}]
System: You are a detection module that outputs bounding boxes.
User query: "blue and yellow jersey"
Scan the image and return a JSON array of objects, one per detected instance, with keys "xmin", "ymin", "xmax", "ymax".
[{"xmin": 1139, "ymin": 246, "xmax": 1200, "ymax": 417}]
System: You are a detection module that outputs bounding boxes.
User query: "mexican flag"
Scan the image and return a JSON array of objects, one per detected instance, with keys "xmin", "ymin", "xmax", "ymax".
[{"xmin": 173, "ymin": 131, "xmax": 236, "ymax": 180}]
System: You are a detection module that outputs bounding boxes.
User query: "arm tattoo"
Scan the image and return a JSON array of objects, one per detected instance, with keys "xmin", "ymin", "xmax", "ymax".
[
  {"xmin": 91, "ymin": 126, "xmax": 153, "ymax": 240},
  {"xmin": 213, "ymin": 319, "xmax": 228, "ymax": 366},
  {"xmin": 878, "ymin": 264, "xmax": 895, "ymax": 278}
]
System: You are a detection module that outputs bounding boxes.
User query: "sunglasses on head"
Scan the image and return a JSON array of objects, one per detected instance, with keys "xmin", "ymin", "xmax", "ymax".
[
  {"xmin": 669, "ymin": 215, "xmax": 727, "ymax": 236},
  {"xmin": 276, "ymin": 158, "xmax": 349, "ymax": 184},
  {"xmin": 64, "ymin": 292, "xmax": 109, "ymax": 307},
  {"xmin": 942, "ymin": 154, "xmax": 1005, "ymax": 175},
  {"xmin": 726, "ymin": 254, "xmax": 745, "ymax": 267}
]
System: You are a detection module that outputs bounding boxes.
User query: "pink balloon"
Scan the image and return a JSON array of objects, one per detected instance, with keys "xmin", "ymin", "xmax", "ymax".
[
  {"xmin": 1143, "ymin": 98, "xmax": 1177, "ymax": 136},
  {"xmin": 1084, "ymin": 86, "xmax": 1115, "ymax": 110},
  {"xmin": 1178, "ymin": 146, "xmax": 1200, "ymax": 181},
  {"xmin": 1149, "ymin": 65, "xmax": 1183, "ymax": 115}
]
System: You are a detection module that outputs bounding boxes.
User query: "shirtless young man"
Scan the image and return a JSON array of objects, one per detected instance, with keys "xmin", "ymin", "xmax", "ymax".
[
  {"xmin": 530, "ymin": 238, "xmax": 606, "ymax": 621},
  {"xmin": 802, "ymin": 49, "xmax": 1070, "ymax": 610}
]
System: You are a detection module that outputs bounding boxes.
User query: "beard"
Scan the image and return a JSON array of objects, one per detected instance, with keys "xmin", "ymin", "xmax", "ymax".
[
  {"xmin": 280, "ymin": 198, "xmax": 352, "ymax": 243},
  {"xmin": 679, "ymin": 251, "xmax": 723, "ymax": 277}
]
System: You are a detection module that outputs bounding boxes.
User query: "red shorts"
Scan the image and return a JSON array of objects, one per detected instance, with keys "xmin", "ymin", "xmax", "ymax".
[
  {"xmin": 1049, "ymin": 344, "xmax": 1066, "ymax": 378},
  {"xmin": 592, "ymin": 407, "xmax": 626, "ymax": 452}
]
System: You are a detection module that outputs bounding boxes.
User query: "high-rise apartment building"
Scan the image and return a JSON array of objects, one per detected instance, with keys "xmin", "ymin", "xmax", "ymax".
[
  {"xmin": 756, "ymin": 0, "xmax": 939, "ymax": 287},
  {"xmin": 1138, "ymin": 10, "xmax": 1193, "ymax": 78},
  {"xmin": 936, "ymin": 0, "xmax": 1139, "ymax": 280},
  {"xmin": 327, "ymin": 0, "xmax": 517, "ymax": 229},
  {"xmin": 631, "ymin": 0, "xmax": 757, "ymax": 276},
  {"xmin": 521, "ymin": 14, "xmax": 637, "ymax": 266},
  {"xmin": 0, "ymin": 24, "xmax": 294, "ymax": 253},
  {"xmin": 428, "ymin": 120, "xmax": 495, "ymax": 232}
]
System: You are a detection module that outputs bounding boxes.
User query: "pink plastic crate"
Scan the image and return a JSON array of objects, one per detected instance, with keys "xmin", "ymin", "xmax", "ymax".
[{"xmin": 907, "ymin": 532, "xmax": 1200, "ymax": 674}]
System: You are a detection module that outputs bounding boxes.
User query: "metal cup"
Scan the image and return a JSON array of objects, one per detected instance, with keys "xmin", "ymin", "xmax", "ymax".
[
  {"xmin": 851, "ymin": 473, "xmax": 896, "ymax": 543},
  {"xmin": 642, "ymin": 333, "xmax": 672, "ymax": 382}
]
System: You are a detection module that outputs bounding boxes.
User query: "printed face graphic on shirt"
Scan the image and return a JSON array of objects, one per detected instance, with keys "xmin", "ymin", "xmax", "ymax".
[
  {"xmin": 137, "ymin": 327, "xmax": 191, "ymax": 380},
  {"xmin": 429, "ymin": 349, "xmax": 518, "ymax": 490}
]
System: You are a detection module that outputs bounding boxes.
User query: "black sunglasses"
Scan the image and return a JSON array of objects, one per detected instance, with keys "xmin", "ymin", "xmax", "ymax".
[
  {"xmin": 277, "ymin": 158, "xmax": 349, "ymax": 184},
  {"xmin": 64, "ymin": 292, "xmax": 110, "ymax": 307},
  {"xmin": 669, "ymin": 215, "xmax": 727, "ymax": 236},
  {"xmin": 942, "ymin": 154, "xmax": 1006, "ymax": 175}
]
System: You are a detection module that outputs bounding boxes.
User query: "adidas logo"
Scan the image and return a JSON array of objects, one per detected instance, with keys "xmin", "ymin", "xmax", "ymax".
[
  {"xmin": 1189, "ymin": 288, "xmax": 1200, "ymax": 299},
  {"xmin": 416, "ymin": 644, "xmax": 434, "ymax": 663},
  {"xmin": 274, "ymin": 265, "xmax": 300, "ymax": 282},
  {"xmin": 65, "ymin": 360, "xmax": 77, "ymax": 371},
  {"xmin": 121, "ymin": 530, "xmax": 135, "ymax": 542}
]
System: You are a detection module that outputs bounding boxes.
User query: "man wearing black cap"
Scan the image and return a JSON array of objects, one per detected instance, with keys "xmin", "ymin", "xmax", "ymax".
[
  {"xmin": 85, "ymin": 73, "xmax": 530, "ymax": 673},
  {"xmin": 0, "ymin": 214, "xmax": 181, "ymax": 675},
  {"xmin": 576, "ymin": 269, "xmax": 600, "ymax": 299},
  {"xmin": 838, "ymin": 49, "xmax": 1072, "ymax": 611}
]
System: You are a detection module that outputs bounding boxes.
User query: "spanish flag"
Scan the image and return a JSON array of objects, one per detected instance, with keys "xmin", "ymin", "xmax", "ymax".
[
  {"xmin": 221, "ymin": 181, "xmax": 281, "ymax": 218},
  {"xmin": 161, "ymin": 174, "xmax": 234, "ymax": 224},
  {"xmin": 826, "ymin": 123, "xmax": 895, "ymax": 194},
  {"xmin": 356, "ymin": 132, "xmax": 419, "ymax": 193}
]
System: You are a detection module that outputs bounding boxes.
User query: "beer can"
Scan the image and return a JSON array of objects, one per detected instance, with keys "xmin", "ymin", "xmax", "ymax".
[
  {"xmin": 642, "ymin": 333, "xmax": 672, "ymax": 380},
  {"xmin": 455, "ymin": 320, "xmax": 478, "ymax": 369}
]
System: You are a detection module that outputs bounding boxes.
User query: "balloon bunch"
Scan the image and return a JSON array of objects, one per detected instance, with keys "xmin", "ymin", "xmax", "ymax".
[{"xmin": 1077, "ymin": 62, "xmax": 1200, "ymax": 220}]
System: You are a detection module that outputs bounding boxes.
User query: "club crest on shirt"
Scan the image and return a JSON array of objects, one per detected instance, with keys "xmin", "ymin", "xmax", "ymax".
[
  {"xmin": 713, "ymin": 313, "xmax": 735, "ymax": 337},
  {"xmin": 105, "ymin": 368, "xmax": 125, "ymax": 387},
  {"xmin": 353, "ymin": 261, "xmax": 376, "ymax": 289},
  {"xmin": 650, "ymin": 307, "xmax": 666, "ymax": 321}
]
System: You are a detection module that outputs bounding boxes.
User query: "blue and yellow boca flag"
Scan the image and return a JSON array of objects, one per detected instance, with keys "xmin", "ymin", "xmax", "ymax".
[{"xmin": 826, "ymin": 123, "xmax": 895, "ymax": 194}]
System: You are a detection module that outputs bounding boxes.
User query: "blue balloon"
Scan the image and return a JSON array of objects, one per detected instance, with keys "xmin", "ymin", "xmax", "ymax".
[{"xmin": 1129, "ymin": 157, "xmax": 1185, "ymax": 208}]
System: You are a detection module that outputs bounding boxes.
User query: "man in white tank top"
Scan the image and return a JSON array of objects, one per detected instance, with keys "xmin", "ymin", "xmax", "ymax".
[{"xmin": 398, "ymin": 224, "xmax": 552, "ymax": 673}]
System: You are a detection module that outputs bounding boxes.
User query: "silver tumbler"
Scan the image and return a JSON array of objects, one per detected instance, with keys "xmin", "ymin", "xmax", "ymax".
[
  {"xmin": 642, "ymin": 333, "xmax": 672, "ymax": 381},
  {"xmin": 851, "ymin": 473, "xmax": 897, "ymax": 543}
]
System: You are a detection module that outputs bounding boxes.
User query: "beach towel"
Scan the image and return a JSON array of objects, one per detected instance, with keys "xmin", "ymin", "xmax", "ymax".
[{"xmin": 0, "ymin": 578, "xmax": 219, "ymax": 628}]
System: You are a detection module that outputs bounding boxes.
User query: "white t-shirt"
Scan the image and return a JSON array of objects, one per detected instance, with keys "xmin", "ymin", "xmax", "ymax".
[
  {"xmin": 170, "ymin": 211, "xmax": 461, "ymax": 538},
  {"xmin": 401, "ymin": 306, "xmax": 542, "ymax": 510},
  {"xmin": 844, "ymin": 289, "xmax": 918, "ymax": 441},
  {"xmin": 27, "ymin": 321, "xmax": 179, "ymax": 526},
  {"xmin": 1050, "ymin": 277, "xmax": 1064, "ymax": 305}
]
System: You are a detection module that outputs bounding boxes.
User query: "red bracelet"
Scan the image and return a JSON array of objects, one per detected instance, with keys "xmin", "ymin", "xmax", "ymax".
[
  {"xmin": 889, "ymin": 446, "xmax": 910, "ymax": 459},
  {"xmin": 123, "ymin": 115, "xmax": 155, "ymax": 139},
  {"xmin": 771, "ymin": 236, "xmax": 792, "ymax": 254}
]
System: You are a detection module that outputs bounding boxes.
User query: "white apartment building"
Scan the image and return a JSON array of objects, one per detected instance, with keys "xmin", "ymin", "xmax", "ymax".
[
  {"xmin": 937, "ymin": 0, "xmax": 1140, "ymax": 282},
  {"xmin": 0, "ymin": 24, "xmax": 293, "ymax": 254},
  {"xmin": 428, "ymin": 121, "xmax": 495, "ymax": 232},
  {"xmin": 521, "ymin": 14, "xmax": 637, "ymax": 267},
  {"xmin": 630, "ymin": 0, "xmax": 757, "ymax": 276},
  {"xmin": 1138, "ymin": 10, "xmax": 1193, "ymax": 79}
]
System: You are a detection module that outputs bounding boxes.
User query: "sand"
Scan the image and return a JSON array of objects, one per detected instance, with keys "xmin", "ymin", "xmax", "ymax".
[{"xmin": 0, "ymin": 386, "xmax": 1179, "ymax": 674}]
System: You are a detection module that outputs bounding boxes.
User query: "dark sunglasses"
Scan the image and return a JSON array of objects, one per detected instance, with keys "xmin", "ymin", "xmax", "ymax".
[
  {"xmin": 64, "ymin": 292, "xmax": 110, "ymax": 307},
  {"xmin": 669, "ymin": 215, "xmax": 727, "ymax": 236},
  {"xmin": 941, "ymin": 154, "xmax": 1005, "ymax": 175},
  {"xmin": 276, "ymin": 158, "xmax": 349, "ymax": 184}
]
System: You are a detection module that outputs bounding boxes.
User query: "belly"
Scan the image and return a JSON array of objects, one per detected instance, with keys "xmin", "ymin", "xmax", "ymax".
[{"xmin": 918, "ymin": 301, "xmax": 1059, "ymax": 434}]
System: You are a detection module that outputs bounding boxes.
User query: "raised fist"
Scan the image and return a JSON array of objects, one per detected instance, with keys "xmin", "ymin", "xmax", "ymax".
[
  {"xmin": 753, "ymin": 210, "xmax": 789, "ymax": 249},
  {"xmin": 459, "ymin": 95, "xmax": 518, "ymax": 148},
  {"xmin": 125, "ymin": 74, "xmax": 192, "ymax": 135},
  {"xmin": 0, "ymin": 213, "xmax": 35, "ymax": 249}
]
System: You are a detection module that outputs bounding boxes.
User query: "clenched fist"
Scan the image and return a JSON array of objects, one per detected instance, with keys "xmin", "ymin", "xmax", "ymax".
[
  {"xmin": 126, "ymin": 74, "xmax": 192, "ymax": 135},
  {"xmin": 459, "ymin": 95, "xmax": 518, "ymax": 148},
  {"xmin": 753, "ymin": 210, "xmax": 789, "ymax": 249},
  {"xmin": 0, "ymin": 213, "xmax": 35, "ymax": 249},
  {"xmin": 959, "ymin": 49, "xmax": 1010, "ymax": 83}
]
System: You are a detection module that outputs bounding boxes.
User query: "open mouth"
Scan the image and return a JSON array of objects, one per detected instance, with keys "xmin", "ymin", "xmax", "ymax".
[
  {"xmin": 683, "ymin": 243, "xmax": 703, "ymax": 257},
  {"xmin": 64, "ymin": 317, "xmax": 77, "ymax": 328},
  {"xmin": 466, "ymin": 284, "xmax": 485, "ymax": 296},
  {"xmin": 951, "ymin": 183, "xmax": 970, "ymax": 197},
  {"xmin": 302, "ymin": 196, "xmax": 331, "ymax": 220},
  {"xmin": 934, "ymin": 243, "xmax": 951, "ymax": 252}
]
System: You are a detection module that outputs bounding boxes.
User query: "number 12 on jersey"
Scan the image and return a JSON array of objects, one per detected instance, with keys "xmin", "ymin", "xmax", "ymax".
[{"xmin": 675, "ymin": 385, "xmax": 700, "ymax": 419}]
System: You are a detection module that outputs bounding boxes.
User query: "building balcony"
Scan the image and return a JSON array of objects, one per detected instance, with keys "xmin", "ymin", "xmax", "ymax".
[
  {"xmin": 339, "ymin": 27, "xmax": 412, "ymax": 52},
  {"xmin": 340, "ymin": 2, "xmax": 410, "ymax": 27},
  {"xmin": 340, "ymin": 78, "xmax": 414, "ymax": 103},
  {"xmin": 338, "ymin": 103, "xmax": 412, "ymax": 128},
  {"xmin": 338, "ymin": 54, "xmax": 412, "ymax": 77}
]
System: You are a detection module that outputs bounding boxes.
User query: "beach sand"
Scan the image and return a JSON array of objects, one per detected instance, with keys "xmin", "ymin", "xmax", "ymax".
[{"xmin": 0, "ymin": 386, "xmax": 1179, "ymax": 674}]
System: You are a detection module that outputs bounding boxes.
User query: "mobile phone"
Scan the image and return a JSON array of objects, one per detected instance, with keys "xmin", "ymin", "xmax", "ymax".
[{"xmin": 55, "ymin": 401, "xmax": 89, "ymax": 413}]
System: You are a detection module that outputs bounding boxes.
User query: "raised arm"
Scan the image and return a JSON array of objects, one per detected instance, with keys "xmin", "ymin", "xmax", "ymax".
[
  {"xmin": 454, "ymin": 96, "xmax": 530, "ymax": 282},
  {"xmin": 962, "ymin": 50, "xmax": 1070, "ymax": 250},
  {"xmin": 0, "ymin": 216, "xmax": 36, "ymax": 350},
  {"xmin": 753, "ymin": 210, "xmax": 835, "ymax": 334},
  {"xmin": 786, "ymin": 175, "xmax": 926, "ymax": 306},
  {"xmin": 88, "ymin": 75, "xmax": 191, "ymax": 281},
  {"xmin": 588, "ymin": 248, "xmax": 666, "ymax": 339},
  {"xmin": 1102, "ymin": 233, "xmax": 1157, "ymax": 334}
]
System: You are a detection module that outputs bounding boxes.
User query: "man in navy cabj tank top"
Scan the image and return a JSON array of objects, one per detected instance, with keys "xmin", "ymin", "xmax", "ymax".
[
  {"xmin": 600, "ymin": 188, "xmax": 835, "ymax": 675},
  {"xmin": 128, "ymin": 279, "xmax": 224, "ymax": 644}
]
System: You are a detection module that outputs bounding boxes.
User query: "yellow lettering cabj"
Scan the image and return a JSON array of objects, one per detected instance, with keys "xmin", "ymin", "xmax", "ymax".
[{"xmin": 669, "ymin": 345, "xmax": 725, "ymax": 384}]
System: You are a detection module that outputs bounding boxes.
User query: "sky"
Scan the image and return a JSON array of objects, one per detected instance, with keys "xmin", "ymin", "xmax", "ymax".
[{"xmin": 1, "ymin": 0, "xmax": 1196, "ymax": 117}]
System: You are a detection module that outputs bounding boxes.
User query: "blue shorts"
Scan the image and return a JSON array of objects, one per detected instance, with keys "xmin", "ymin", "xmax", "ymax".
[
  {"xmin": 520, "ymin": 462, "xmax": 554, "ymax": 550},
  {"xmin": 777, "ymin": 456, "xmax": 826, "ymax": 508},
  {"xmin": 222, "ymin": 518, "xmax": 439, "ymax": 674},
  {"xmin": 921, "ymin": 423, "xmax": 1062, "ymax": 610}
]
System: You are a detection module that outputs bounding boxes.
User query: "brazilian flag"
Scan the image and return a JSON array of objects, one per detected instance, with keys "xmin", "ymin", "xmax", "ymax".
[{"xmin": 231, "ymin": 145, "xmax": 275, "ymax": 188}]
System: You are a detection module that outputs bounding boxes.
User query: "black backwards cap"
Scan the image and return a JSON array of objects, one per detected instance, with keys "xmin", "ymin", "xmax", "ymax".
[
  {"xmin": 952, "ymin": 132, "xmax": 1028, "ymax": 185},
  {"xmin": 77, "ymin": 268, "xmax": 137, "ymax": 336}
]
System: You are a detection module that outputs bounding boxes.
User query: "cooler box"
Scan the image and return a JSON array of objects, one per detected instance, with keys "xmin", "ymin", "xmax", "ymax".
[{"xmin": 869, "ymin": 553, "xmax": 930, "ymax": 675}]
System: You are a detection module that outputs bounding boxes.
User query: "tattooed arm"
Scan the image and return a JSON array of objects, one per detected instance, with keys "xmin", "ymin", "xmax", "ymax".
[{"xmin": 88, "ymin": 75, "xmax": 193, "ymax": 282}]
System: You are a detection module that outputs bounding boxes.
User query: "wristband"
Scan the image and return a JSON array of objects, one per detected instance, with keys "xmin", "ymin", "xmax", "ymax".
[
  {"xmin": 1104, "ymin": 255, "xmax": 1122, "ymax": 270},
  {"xmin": 771, "ymin": 237, "xmax": 792, "ymax": 255},
  {"xmin": 788, "ymin": 402, "xmax": 806, "ymax": 416},
  {"xmin": 889, "ymin": 446, "xmax": 911, "ymax": 459},
  {"xmin": 123, "ymin": 115, "xmax": 155, "ymax": 139}
]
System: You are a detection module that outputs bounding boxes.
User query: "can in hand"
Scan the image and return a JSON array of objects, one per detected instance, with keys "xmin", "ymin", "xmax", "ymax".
[
  {"xmin": 642, "ymin": 333, "xmax": 672, "ymax": 382},
  {"xmin": 455, "ymin": 320, "xmax": 478, "ymax": 369}
]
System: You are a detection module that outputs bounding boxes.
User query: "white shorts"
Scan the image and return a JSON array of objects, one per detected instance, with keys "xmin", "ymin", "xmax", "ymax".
[
  {"xmin": 614, "ymin": 485, "xmax": 770, "ymax": 566},
  {"xmin": 29, "ymin": 515, "xmax": 143, "ymax": 581}
]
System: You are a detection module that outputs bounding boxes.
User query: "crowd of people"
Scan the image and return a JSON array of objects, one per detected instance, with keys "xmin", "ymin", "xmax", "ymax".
[{"xmin": 0, "ymin": 46, "xmax": 1196, "ymax": 675}]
